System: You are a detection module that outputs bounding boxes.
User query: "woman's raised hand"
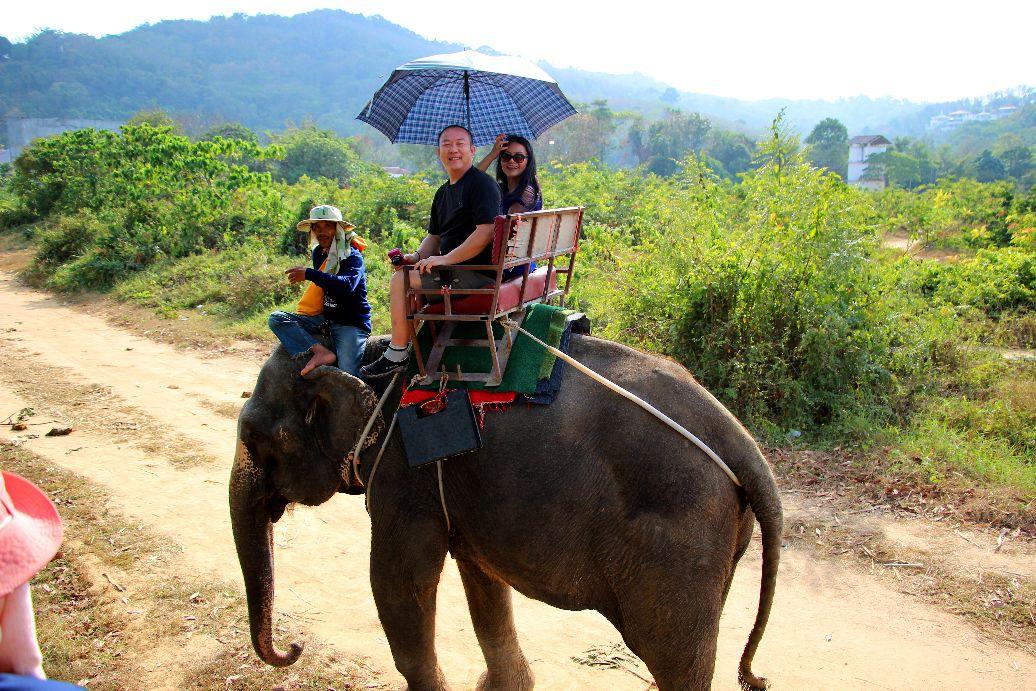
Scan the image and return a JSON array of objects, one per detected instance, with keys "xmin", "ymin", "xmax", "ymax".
[
  {"xmin": 490, "ymin": 134, "xmax": 509, "ymax": 157},
  {"xmin": 477, "ymin": 134, "xmax": 510, "ymax": 172}
]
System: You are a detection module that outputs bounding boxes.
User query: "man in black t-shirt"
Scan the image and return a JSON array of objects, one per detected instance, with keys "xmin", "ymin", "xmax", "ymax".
[{"xmin": 360, "ymin": 125, "xmax": 502, "ymax": 379}]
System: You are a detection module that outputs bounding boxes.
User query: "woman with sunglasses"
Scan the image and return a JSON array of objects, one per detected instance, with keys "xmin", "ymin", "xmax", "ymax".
[{"xmin": 477, "ymin": 133, "xmax": 543, "ymax": 215}]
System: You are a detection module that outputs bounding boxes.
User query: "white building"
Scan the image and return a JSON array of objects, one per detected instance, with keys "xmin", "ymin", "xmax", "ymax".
[
  {"xmin": 928, "ymin": 105, "xmax": 1020, "ymax": 132},
  {"xmin": 847, "ymin": 135, "xmax": 891, "ymax": 190}
]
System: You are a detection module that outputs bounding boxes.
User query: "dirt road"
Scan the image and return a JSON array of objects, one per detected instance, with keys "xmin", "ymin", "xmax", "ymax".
[{"xmin": 0, "ymin": 269, "xmax": 1032, "ymax": 690}]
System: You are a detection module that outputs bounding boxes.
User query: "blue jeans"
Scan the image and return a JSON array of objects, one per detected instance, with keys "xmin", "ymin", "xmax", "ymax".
[
  {"xmin": 0, "ymin": 675, "xmax": 84, "ymax": 690},
  {"xmin": 268, "ymin": 311, "xmax": 368, "ymax": 376}
]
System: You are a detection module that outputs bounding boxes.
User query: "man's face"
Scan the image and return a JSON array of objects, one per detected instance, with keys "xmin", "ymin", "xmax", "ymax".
[
  {"xmin": 311, "ymin": 220, "xmax": 336, "ymax": 249},
  {"xmin": 437, "ymin": 127, "xmax": 475, "ymax": 176}
]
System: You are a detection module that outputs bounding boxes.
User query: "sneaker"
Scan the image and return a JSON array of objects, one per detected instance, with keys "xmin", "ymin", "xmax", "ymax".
[{"xmin": 359, "ymin": 353, "xmax": 409, "ymax": 380}]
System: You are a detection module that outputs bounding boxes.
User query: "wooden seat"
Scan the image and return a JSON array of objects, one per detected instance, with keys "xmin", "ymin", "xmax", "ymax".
[{"xmin": 404, "ymin": 207, "xmax": 584, "ymax": 386}]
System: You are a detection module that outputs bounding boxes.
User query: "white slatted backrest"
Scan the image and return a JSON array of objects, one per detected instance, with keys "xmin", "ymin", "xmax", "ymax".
[
  {"xmin": 554, "ymin": 209, "xmax": 581, "ymax": 253},
  {"xmin": 507, "ymin": 216, "xmax": 534, "ymax": 261},
  {"xmin": 505, "ymin": 207, "xmax": 582, "ymax": 261},
  {"xmin": 530, "ymin": 214, "xmax": 555, "ymax": 257}
]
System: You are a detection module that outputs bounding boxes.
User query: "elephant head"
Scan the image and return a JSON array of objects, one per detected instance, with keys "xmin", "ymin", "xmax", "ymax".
[{"xmin": 229, "ymin": 346, "xmax": 383, "ymax": 666}]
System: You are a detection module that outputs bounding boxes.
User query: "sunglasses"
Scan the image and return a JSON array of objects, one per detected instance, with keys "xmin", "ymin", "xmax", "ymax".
[{"xmin": 499, "ymin": 152, "xmax": 528, "ymax": 163}]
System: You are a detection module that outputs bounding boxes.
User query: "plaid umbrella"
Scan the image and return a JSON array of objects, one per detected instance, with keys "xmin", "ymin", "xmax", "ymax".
[{"xmin": 357, "ymin": 50, "xmax": 577, "ymax": 147}]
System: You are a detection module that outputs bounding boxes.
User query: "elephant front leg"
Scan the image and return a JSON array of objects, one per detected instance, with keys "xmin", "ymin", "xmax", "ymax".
[
  {"xmin": 457, "ymin": 559, "xmax": 534, "ymax": 691},
  {"xmin": 371, "ymin": 514, "xmax": 450, "ymax": 691}
]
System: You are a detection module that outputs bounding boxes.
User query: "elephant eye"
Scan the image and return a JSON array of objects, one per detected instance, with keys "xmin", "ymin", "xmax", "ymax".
[{"xmin": 305, "ymin": 400, "xmax": 319, "ymax": 427}]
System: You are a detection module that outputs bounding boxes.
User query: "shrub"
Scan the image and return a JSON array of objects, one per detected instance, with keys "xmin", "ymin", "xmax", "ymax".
[
  {"xmin": 31, "ymin": 210, "xmax": 106, "ymax": 271},
  {"xmin": 872, "ymin": 178, "xmax": 1018, "ymax": 249},
  {"xmin": 591, "ymin": 123, "xmax": 901, "ymax": 433},
  {"xmin": 269, "ymin": 126, "xmax": 370, "ymax": 185},
  {"xmin": 9, "ymin": 125, "xmax": 292, "ymax": 289},
  {"xmin": 115, "ymin": 245, "xmax": 302, "ymax": 318},
  {"xmin": 903, "ymin": 249, "xmax": 1035, "ymax": 318}
]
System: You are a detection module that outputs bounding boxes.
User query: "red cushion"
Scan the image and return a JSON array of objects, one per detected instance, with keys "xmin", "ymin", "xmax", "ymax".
[{"xmin": 420, "ymin": 267, "xmax": 556, "ymax": 316}]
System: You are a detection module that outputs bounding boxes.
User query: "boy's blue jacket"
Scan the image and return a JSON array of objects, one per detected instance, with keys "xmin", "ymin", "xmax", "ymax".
[{"xmin": 304, "ymin": 245, "xmax": 371, "ymax": 333}]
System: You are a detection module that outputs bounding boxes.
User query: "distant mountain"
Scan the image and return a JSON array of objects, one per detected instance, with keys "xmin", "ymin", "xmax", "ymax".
[
  {"xmin": 0, "ymin": 10, "xmax": 1026, "ymax": 143},
  {"xmin": 0, "ymin": 11, "xmax": 462, "ymax": 137}
]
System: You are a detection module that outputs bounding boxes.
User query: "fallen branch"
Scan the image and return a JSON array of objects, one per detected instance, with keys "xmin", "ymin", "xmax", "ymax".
[
  {"xmin": 881, "ymin": 562, "xmax": 925, "ymax": 569},
  {"xmin": 102, "ymin": 573, "xmax": 126, "ymax": 592}
]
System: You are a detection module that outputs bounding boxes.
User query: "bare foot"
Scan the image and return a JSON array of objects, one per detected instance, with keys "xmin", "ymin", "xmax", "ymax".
[{"xmin": 300, "ymin": 344, "xmax": 337, "ymax": 376}]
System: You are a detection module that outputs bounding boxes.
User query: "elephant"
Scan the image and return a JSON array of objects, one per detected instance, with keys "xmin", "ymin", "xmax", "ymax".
[{"xmin": 230, "ymin": 333, "xmax": 782, "ymax": 690}]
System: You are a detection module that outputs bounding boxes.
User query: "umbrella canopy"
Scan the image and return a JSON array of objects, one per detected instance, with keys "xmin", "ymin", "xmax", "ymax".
[{"xmin": 358, "ymin": 50, "xmax": 577, "ymax": 147}]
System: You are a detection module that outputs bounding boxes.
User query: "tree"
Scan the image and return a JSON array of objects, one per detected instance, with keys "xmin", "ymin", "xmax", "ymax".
[
  {"xmin": 896, "ymin": 138, "xmax": 941, "ymax": 186},
  {"xmin": 861, "ymin": 138, "xmax": 944, "ymax": 189},
  {"xmin": 999, "ymin": 146, "xmax": 1032, "ymax": 181},
  {"xmin": 705, "ymin": 130, "xmax": 755, "ymax": 179},
  {"xmin": 547, "ymin": 100, "xmax": 620, "ymax": 163},
  {"xmin": 869, "ymin": 150, "xmax": 923, "ymax": 188},
  {"xmin": 201, "ymin": 123, "xmax": 260, "ymax": 144},
  {"xmin": 127, "ymin": 109, "xmax": 181, "ymax": 132},
  {"xmin": 973, "ymin": 150, "xmax": 1006, "ymax": 182},
  {"xmin": 270, "ymin": 126, "xmax": 366, "ymax": 185},
  {"xmin": 804, "ymin": 118, "xmax": 848, "ymax": 178},
  {"xmin": 628, "ymin": 109, "xmax": 712, "ymax": 177}
]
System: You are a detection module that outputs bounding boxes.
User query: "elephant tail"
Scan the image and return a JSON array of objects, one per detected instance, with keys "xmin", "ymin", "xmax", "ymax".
[{"xmin": 737, "ymin": 447, "xmax": 783, "ymax": 691}]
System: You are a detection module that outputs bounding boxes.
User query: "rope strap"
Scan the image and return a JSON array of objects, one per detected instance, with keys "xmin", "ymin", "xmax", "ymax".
[
  {"xmin": 501, "ymin": 320, "xmax": 742, "ymax": 487},
  {"xmin": 365, "ymin": 411, "xmax": 398, "ymax": 515},
  {"xmin": 435, "ymin": 460, "xmax": 451, "ymax": 533},
  {"xmin": 362, "ymin": 411, "xmax": 452, "ymax": 533},
  {"xmin": 348, "ymin": 371, "xmax": 400, "ymax": 485}
]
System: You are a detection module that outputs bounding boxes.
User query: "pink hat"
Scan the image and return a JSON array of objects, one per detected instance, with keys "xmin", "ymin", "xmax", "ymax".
[{"xmin": 0, "ymin": 471, "xmax": 63, "ymax": 596}]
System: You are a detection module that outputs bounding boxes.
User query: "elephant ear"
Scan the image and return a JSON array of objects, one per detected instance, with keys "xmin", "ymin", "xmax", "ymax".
[{"xmin": 303, "ymin": 365, "xmax": 386, "ymax": 479}]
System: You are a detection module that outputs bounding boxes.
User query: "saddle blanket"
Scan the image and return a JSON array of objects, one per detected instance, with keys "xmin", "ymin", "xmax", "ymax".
[{"xmin": 408, "ymin": 303, "xmax": 577, "ymax": 395}]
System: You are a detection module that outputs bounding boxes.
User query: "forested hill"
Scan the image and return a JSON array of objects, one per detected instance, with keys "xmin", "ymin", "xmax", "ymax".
[
  {"xmin": 0, "ymin": 9, "xmax": 1007, "ymax": 138},
  {"xmin": 0, "ymin": 11, "xmax": 458, "ymax": 135}
]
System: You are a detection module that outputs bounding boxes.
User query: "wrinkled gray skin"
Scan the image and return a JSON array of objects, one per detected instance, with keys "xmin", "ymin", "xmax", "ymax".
[{"xmin": 230, "ymin": 335, "xmax": 782, "ymax": 691}]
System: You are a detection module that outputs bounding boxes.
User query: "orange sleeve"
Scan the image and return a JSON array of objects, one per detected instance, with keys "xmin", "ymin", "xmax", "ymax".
[{"xmin": 295, "ymin": 258, "xmax": 327, "ymax": 316}]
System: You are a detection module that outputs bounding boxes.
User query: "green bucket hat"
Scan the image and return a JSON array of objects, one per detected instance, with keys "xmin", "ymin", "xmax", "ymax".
[{"xmin": 296, "ymin": 205, "xmax": 356, "ymax": 232}]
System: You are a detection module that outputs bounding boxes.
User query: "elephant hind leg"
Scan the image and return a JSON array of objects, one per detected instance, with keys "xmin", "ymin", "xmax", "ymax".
[
  {"xmin": 456, "ymin": 559, "xmax": 534, "ymax": 691},
  {"xmin": 615, "ymin": 570, "xmax": 728, "ymax": 691}
]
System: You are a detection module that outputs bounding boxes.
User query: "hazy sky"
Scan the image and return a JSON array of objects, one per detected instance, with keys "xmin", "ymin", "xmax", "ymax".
[{"xmin": 3, "ymin": 0, "xmax": 1033, "ymax": 102}]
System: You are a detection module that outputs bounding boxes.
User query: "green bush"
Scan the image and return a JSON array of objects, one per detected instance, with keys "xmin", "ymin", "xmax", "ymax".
[
  {"xmin": 872, "ymin": 178, "xmax": 1018, "ymax": 249},
  {"xmin": 905, "ymin": 249, "xmax": 1034, "ymax": 317},
  {"xmin": 115, "ymin": 245, "xmax": 302, "ymax": 318},
  {"xmin": 336, "ymin": 169, "xmax": 436, "ymax": 241},
  {"xmin": 31, "ymin": 210, "xmax": 105, "ymax": 269},
  {"xmin": 269, "ymin": 126, "xmax": 370, "ymax": 185},
  {"xmin": 582, "ymin": 124, "xmax": 902, "ymax": 434},
  {"xmin": 10, "ymin": 124, "xmax": 292, "ymax": 288}
]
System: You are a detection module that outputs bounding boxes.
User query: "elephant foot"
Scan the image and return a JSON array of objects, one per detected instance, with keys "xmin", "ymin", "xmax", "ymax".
[
  {"xmin": 475, "ymin": 658, "xmax": 534, "ymax": 691},
  {"xmin": 400, "ymin": 666, "xmax": 449, "ymax": 691}
]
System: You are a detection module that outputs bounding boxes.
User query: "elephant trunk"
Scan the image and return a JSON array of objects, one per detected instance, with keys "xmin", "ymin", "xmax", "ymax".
[{"xmin": 229, "ymin": 440, "xmax": 303, "ymax": 667}]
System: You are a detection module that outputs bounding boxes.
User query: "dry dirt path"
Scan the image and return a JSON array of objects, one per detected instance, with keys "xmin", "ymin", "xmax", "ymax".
[{"xmin": 0, "ymin": 269, "xmax": 1032, "ymax": 690}]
